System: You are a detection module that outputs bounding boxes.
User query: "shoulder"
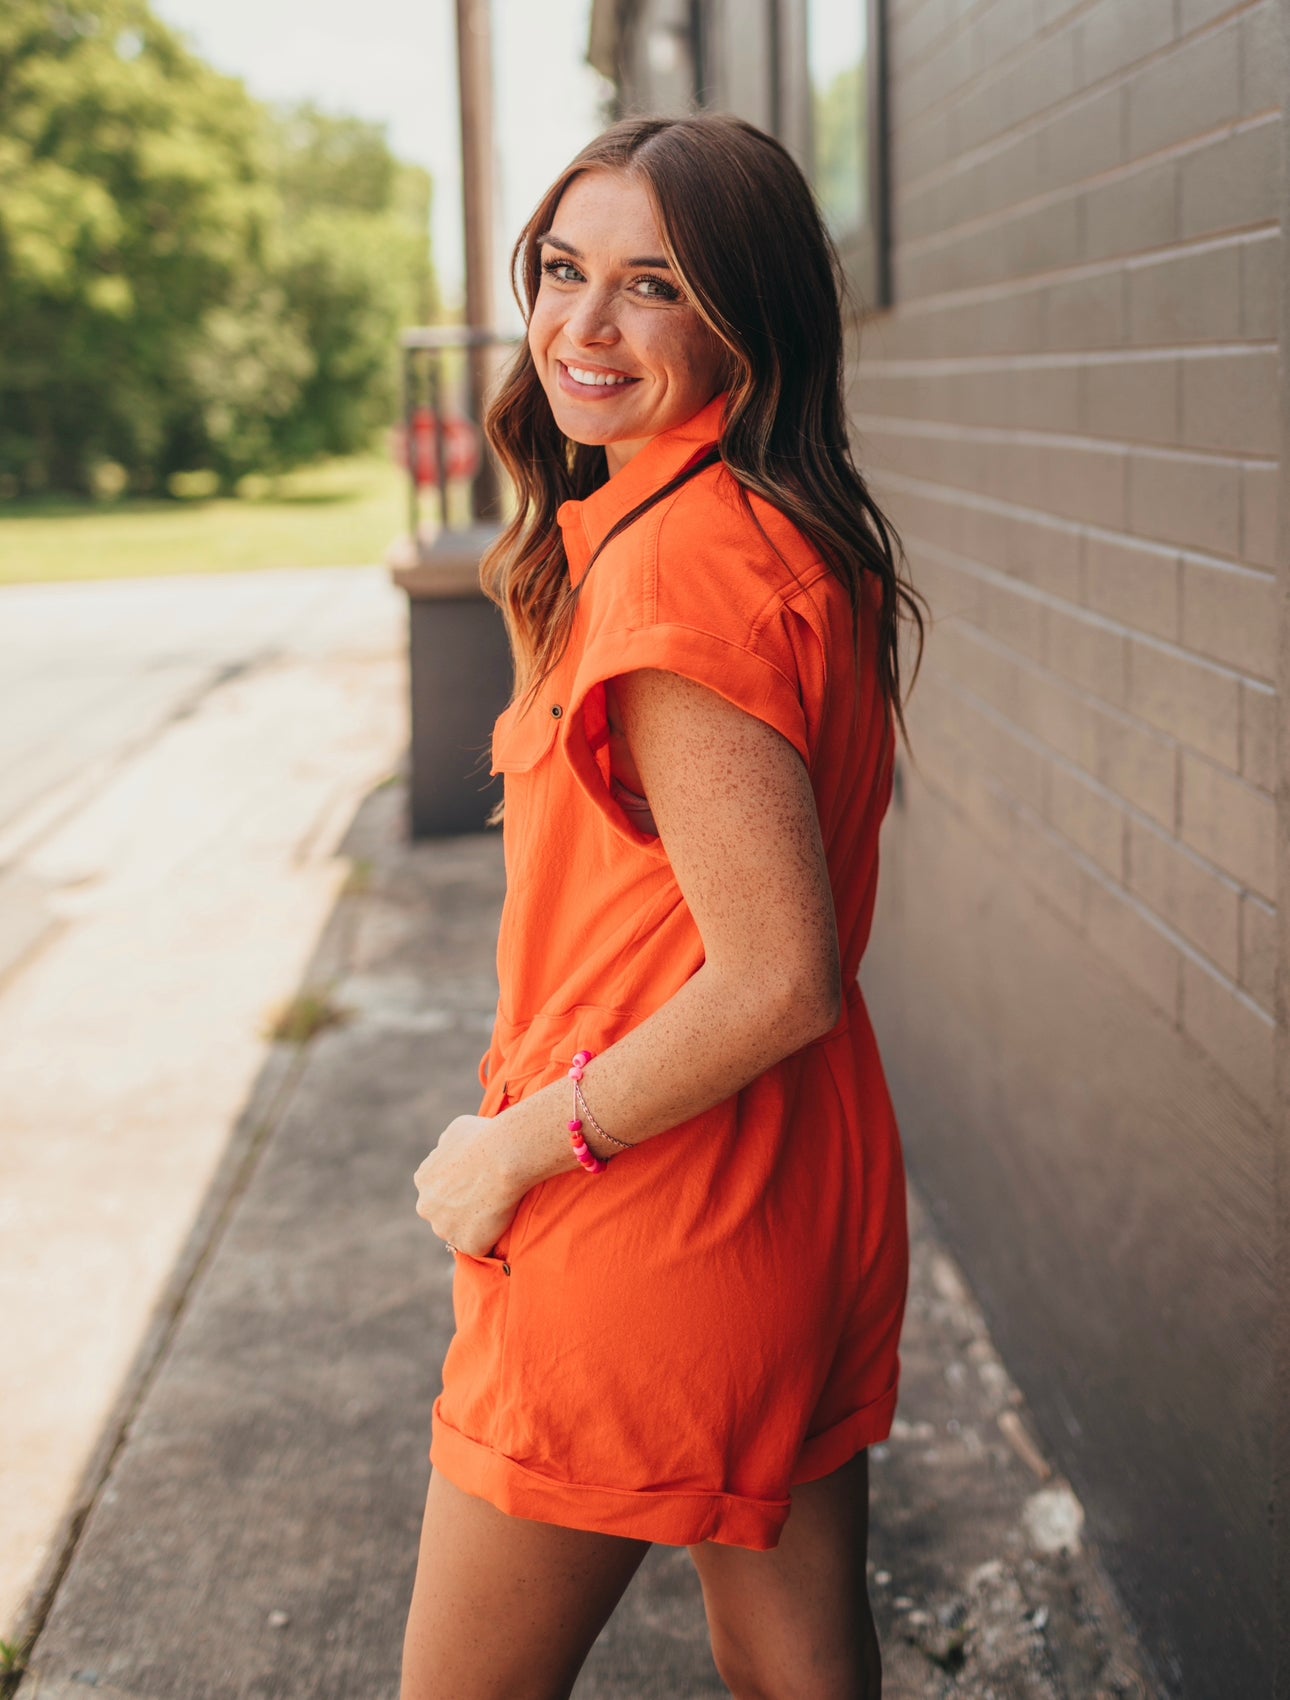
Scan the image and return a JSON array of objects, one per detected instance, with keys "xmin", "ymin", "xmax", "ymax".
[
  {"xmin": 578, "ymin": 461, "xmax": 852, "ymax": 675},
  {"xmin": 649, "ymin": 465, "xmax": 839, "ymax": 639},
  {"xmin": 569, "ymin": 466, "xmax": 833, "ymax": 772}
]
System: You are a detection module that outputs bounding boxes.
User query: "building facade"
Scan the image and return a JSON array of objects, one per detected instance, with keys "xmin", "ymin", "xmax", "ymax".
[{"xmin": 588, "ymin": 2, "xmax": 1285, "ymax": 1694}]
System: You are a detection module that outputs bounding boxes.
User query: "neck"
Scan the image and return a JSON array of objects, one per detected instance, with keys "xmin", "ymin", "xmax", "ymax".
[{"xmin": 604, "ymin": 436, "xmax": 650, "ymax": 477}]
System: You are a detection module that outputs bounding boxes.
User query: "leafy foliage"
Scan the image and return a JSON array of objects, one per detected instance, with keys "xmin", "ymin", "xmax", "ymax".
[{"xmin": 0, "ymin": 3, "xmax": 436, "ymax": 494}]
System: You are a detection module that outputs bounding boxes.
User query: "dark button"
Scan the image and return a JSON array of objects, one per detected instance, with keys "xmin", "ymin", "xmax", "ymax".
[
  {"xmin": 502, "ymin": 1263, "xmax": 511, "ymax": 1276},
  {"xmin": 550, "ymin": 703, "xmax": 563, "ymax": 718}
]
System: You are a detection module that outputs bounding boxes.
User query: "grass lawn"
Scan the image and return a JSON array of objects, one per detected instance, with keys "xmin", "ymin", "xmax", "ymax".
[{"xmin": 0, "ymin": 453, "xmax": 413, "ymax": 586}]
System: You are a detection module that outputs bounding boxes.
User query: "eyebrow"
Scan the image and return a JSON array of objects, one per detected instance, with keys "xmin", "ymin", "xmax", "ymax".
[{"xmin": 536, "ymin": 231, "xmax": 673, "ymax": 269}]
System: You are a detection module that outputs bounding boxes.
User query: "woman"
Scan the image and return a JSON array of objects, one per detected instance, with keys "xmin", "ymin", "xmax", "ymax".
[{"xmin": 406, "ymin": 112, "xmax": 927, "ymax": 1700}]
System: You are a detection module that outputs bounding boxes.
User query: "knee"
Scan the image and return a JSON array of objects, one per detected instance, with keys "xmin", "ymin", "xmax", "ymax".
[
  {"xmin": 707, "ymin": 1627, "xmax": 881, "ymax": 1700},
  {"xmin": 707, "ymin": 1628, "xmax": 774, "ymax": 1700}
]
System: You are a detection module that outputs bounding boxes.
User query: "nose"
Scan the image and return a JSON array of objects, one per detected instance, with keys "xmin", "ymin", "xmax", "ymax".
[{"xmin": 564, "ymin": 283, "xmax": 621, "ymax": 349}]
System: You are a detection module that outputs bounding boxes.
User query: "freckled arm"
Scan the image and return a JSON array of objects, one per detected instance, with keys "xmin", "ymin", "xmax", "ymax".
[{"xmin": 488, "ymin": 666, "xmax": 843, "ymax": 1192}]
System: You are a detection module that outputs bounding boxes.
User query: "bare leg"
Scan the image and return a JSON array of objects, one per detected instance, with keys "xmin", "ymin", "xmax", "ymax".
[
  {"xmin": 400, "ymin": 1466, "xmax": 651, "ymax": 1700},
  {"xmin": 688, "ymin": 1449, "xmax": 881, "ymax": 1700}
]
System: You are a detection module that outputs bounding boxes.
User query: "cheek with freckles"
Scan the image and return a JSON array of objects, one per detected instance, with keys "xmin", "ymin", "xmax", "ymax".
[{"xmin": 527, "ymin": 300, "xmax": 560, "ymax": 381}]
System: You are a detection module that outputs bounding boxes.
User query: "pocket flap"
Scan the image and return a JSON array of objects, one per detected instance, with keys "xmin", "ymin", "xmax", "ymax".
[{"xmin": 491, "ymin": 697, "xmax": 562, "ymax": 774}]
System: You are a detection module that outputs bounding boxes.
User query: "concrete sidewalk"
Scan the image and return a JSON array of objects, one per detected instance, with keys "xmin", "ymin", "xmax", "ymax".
[
  {"xmin": 17, "ymin": 784, "xmax": 1155, "ymax": 1700},
  {"xmin": 0, "ymin": 568, "xmax": 408, "ymax": 1644}
]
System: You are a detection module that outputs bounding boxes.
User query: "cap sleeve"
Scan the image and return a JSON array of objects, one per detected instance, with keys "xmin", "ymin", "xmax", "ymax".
[{"xmin": 562, "ymin": 600, "xmax": 814, "ymax": 849}]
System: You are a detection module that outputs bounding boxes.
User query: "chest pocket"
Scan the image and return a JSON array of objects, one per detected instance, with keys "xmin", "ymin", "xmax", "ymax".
[
  {"xmin": 490, "ymin": 696, "xmax": 563, "ymax": 773},
  {"xmin": 491, "ymin": 693, "xmax": 566, "ymax": 888}
]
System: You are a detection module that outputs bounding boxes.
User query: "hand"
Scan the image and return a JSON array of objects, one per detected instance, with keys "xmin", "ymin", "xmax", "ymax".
[{"xmin": 413, "ymin": 1114, "xmax": 525, "ymax": 1258}]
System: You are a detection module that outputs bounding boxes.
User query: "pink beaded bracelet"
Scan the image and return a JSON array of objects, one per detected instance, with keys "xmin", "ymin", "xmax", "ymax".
[{"xmin": 567, "ymin": 1049, "xmax": 608, "ymax": 1173}]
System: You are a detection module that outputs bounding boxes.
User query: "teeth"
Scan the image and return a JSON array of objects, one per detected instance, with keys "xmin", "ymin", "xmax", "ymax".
[{"xmin": 566, "ymin": 364, "xmax": 633, "ymax": 387}]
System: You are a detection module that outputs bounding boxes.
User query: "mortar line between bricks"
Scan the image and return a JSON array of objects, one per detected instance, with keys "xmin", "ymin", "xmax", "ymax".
[
  {"xmin": 10, "ymin": 892, "xmax": 363, "ymax": 1691},
  {"xmin": 894, "ymin": 4, "xmax": 1268, "ymax": 192},
  {"xmin": 853, "ymin": 410, "xmax": 1279, "ymax": 465}
]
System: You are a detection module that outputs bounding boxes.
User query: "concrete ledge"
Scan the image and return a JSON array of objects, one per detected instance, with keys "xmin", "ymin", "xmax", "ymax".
[{"xmin": 386, "ymin": 525, "xmax": 501, "ymax": 599}]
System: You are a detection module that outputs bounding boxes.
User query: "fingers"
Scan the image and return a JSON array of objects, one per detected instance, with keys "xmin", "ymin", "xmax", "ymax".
[{"xmin": 413, "ymin": 1154, "xmax": 444, "ymax": 1234}]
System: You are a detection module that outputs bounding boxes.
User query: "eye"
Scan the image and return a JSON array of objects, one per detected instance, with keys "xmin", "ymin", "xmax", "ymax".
[
  {"xmin": 541, "ymin": 256, "xmax": 583, "ymax": 284},
  {"xmin": 632, "ymin": 274, "xmax": 682, "ymax": 302}
]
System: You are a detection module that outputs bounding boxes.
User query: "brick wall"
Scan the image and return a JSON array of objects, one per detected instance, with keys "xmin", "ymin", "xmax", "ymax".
[
  {"xmin": 592, "ymin": 0, "xmax": 1278, "ymax": 1681},
  {"xmin": 858, "ymin": 0, "xmax": 1279, "ymax": 1120}
]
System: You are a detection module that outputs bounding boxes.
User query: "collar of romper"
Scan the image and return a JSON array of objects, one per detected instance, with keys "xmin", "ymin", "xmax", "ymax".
[{"xmin": 556, "ymin": 390, "xmax": 730, "ymax": 589}]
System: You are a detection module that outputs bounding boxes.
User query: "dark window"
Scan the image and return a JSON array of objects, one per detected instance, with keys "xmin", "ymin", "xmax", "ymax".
[{"xmin": 805, "ymin": 0, "xmax": 890, "ymax": 310}]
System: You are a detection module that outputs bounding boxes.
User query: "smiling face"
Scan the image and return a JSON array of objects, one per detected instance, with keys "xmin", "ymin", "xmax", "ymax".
[{"xmin": 527, "ymin": 168, "xmax": 732, "ymax": 476}]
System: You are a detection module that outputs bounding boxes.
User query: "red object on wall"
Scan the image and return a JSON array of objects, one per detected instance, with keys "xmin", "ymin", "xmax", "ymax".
[{"xmin": 396, "ymin": 407, "xmax": 481, "ymax": 486}]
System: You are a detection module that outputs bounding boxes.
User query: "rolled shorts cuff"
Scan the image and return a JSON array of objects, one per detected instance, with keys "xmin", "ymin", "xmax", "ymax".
[
  {"xmin": 430, "ymin": 1399, "xmax": 791, "ymax": 1550},
  {"xmin": 789, "ymin": 1378, "xmax": 901, "ymax": 1487}
]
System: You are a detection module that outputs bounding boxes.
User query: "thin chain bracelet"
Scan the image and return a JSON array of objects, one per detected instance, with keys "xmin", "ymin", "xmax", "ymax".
[
  {"xmin": 567, "ymin": 1049, "xmax": 608, "ymax": 1173},
  {"xmin": 574, "ymin": 1076, "xmax": 637, "ymax": 1150}
]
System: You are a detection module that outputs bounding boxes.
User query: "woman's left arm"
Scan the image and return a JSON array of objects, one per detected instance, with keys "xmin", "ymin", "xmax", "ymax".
[{"xmin": 415, "ymin": 666, "xmax": 843, "ymax": 1254}]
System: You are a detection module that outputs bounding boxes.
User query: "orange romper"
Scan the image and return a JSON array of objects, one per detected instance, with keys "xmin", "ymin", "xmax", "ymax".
[{"xmin": 430, "ymin": 393, "xmax": 909, "ymax": 1550}]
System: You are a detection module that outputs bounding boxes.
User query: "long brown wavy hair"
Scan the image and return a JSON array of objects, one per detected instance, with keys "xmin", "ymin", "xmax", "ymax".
[{"xmin": 480, "ymin": 112, "xmax": 927, "ymax": 757}]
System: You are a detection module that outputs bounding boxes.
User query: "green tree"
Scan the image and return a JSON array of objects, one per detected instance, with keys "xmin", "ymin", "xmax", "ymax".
[
  {"xmin": 185, "ymin": 281, "xmax": 315, "ymax": 484},
  {"xmin": 0, "ymin": 0, "xmax": 276, "ymax": 491},
  {"xmin": 266, "ymin": 106, "xmax": 437, "ymax": 473},
  {"xmin": 275, "ymin": 103, "xmax": 398, "ymax": 219},
  {"xmin": 0, "ymin": 6, "xmax": 436, "ymax": 495}
]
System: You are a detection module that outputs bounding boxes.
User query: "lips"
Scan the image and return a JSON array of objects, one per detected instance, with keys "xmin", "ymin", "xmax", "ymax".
[{"xmin": 557, "ymin": 359, "xmax": 640, "ymax": 394}]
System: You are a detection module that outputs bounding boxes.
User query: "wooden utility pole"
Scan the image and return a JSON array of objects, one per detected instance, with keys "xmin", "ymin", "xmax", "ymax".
[{"xmin": 455, "ymin": 0, "xmax": 501, "ymax": 520}]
